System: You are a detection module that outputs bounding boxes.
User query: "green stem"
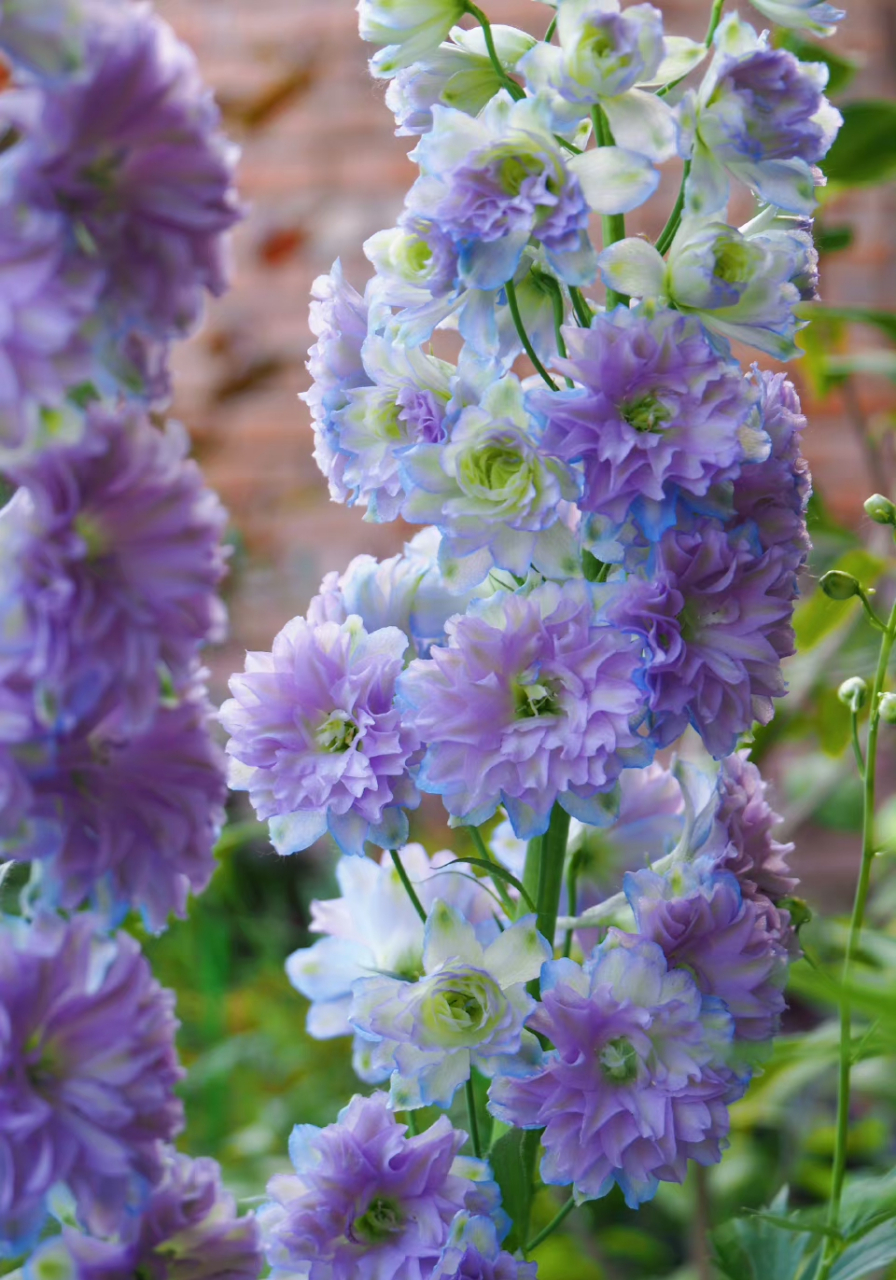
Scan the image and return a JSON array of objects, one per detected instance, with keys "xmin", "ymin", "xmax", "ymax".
[
  {"xmin": 568, "ymin": 285, "xmax": 593, "ymax": 328},
  {"xmin": 535, "ymin": 270, "xmax": 576, "ymax": 387},
  {"xmin": 465, "ymin": 1076, "xmax": 483, "ymax": 1158},
  {"xmin": 390, "ymin": 848, "xmax": 426, "ymax": 924},
  {"xmin": 850, "ymin": 710, "xmax": 865, "ymax": 777},
  {"xmin": 467, "ymin": 824, "xmax": 517, "ymax": 916},
  {"xmin": 505, "ymin": 277, "xmax": 559, "ymax": 390},
  {"xmin": 525, "ymin": 1197, "xmax": 576, "ymax": 1254},
  {"xmin": 591, "ymin": 105, "xmax": 628, "ymax": 310},
  {"xmin": 818, "ymin": 597, "xmax": 896, "ymax": 1279},
  {"xmin": 534, "ymin": 805, "xmax": 572, "ymax": 956},
  {"xmin": 544, "ymin": 14, "xmax": 558, "ymax": 42},
  {"xmin": 563, "ymin": 852, "xmax": 580, "ymax": 959},
  {"xmin": 858, "ymin": 589, "xmax": 887, "ymax": 632},
  {"xmin": 464, "ymin": 3, "xmax": 525, "ymax": 100},
  {"xmin": 655, "ymin": 160, "xmax": 690, "ymax": 256},
  {"xmin": 657, "ymin": 0, "xmax": 726, "ymax": 97}
]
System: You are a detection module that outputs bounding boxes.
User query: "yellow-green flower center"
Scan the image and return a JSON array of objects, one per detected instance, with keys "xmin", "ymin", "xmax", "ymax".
[
  {"xmin": 315, "ymin": 711, "xmax": 359, "ymax": 754},
  {"xmin": 599, "ymin": 1035, "xmax": 639, "ymax": 1083}
]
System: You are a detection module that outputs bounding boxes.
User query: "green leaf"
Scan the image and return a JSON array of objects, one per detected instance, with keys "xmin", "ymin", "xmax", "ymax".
[
  {"xmin": 440, "ymin": 857, "xmax": 535, "ymax": 911},
  {"xmin": 822, "ymin": 101, "xmax": 896, "ymax": 185},
  {"xmin": 489, "ymin": 1128, "xmax": 538, "ymax": 1252},
  {"xmin": 823, "ymin": 350, "xmax": 896, "ymax": 381},
  {"xmin": 830, "ymin": 1221, "xmax": 896, "ymax": 1280},
  {"xmin": 711, "ymin": 1191, "xmax": 817, "ymax": 1280},
  {"xmin": 797, "ymin": 304, "xmax": 896, "ymax": 345},
  {"xmin": 776, "ymin": 32, "xmax": 858, "ymax": 96},
  {"xmin": 815, "ymin": 224, "xmax": 854, "ymax": 255}
]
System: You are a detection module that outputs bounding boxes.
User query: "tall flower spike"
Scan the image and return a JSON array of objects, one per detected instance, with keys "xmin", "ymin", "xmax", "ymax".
[{"xmin": 221, "ymin": 614, "xmax": 420, "ymax": 857}]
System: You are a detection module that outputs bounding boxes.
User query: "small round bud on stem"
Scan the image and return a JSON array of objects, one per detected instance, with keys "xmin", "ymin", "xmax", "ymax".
[
  {"xmin": 878, "ymin": 692, "xmax": 896, "ymax": 724},
  {"xmin": 820, "ymin": 570, "xmax": 861, "ymax": 601},
  {"xmin": 838, "ymin": 676, "xmax": 868, "ymax": 712},
  {"xmin": 864, "ymin": 494, "xmax": 896, "ymax": 526}
]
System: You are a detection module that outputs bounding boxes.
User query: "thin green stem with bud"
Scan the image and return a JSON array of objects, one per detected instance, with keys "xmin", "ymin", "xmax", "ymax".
[
  {"xmin": 464, "ymin": 3, "xmax": 525, "ymax": 100},
  {"xmin": 504, "ymin": 277, "xmax": 559, "ymax": 390},
  {"xmin": 390, "ymin": 848, "xmax": 427, "ymax": 923}
]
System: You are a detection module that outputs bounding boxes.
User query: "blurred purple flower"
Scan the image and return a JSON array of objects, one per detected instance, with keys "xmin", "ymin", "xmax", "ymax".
[
  {"xmin": 0, "ymin": 402, "xmax": 228, "ymax": 733},
  {"xmin": 0, "ymin": 680, "xmax": 227, "ymax": 933},
  {"xmin": 488, "ymin": 932, "xmax": 741, "ymax": 1208},
  {"xmin": 433, "ymin": 1214, "xmax": 536, "ymax": 1280},
  {"xmin": 25, "ymin": 1147, "xmax": 262, "ymax": 1280},
  {"xmin": 221, "ymin": 615, "xmax": 420, "ymax": 857},
  {"xmin": 399, "ymin": 581, "xmax": 651, "ymax": 839},
  {"xmin": 0, "ymin": 913, "xmax": 183, "ymax": 1253}
]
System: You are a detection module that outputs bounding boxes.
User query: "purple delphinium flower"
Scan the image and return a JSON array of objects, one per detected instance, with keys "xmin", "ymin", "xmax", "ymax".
[
  {"xmin": 25, "ymin": 1147, "xmax": 263, "ymax": 1280},
  {"xmin": 398, "ymin": 581, "xmax": 651, "ymax": 839},
  {"xmin": 220, "ymin": 615, "xmax": 420, "ymax": 857},
  {"xmin": 301, "ymin": 261, "xmax": 372, "ymax": 504},
  {"xmin": 0, "ymin": 680, "xmax": 227, "ymax": 933},
  {"xmin": 488, "ymin": 932, "xmax": 742, "ymax": 1208},
  {"xmin": 259, "ymin": 1092, "xmax": 491, "ymax": 1280},
  {"xmin": 4, "ymin": 2, "xmax": 241, "ymax": 374},
  {"xmin": 0, "ymin": 403, "xmax": 228, "ymax": 733},
  {"xmin": 0, "ymin": 0, "xmax": 115, "ymax": 80},
  {"xmin": 626, "ymin": 864, "xmax": 789, "ymax": 1042},
  {"xmin": 533, "ymin": 307, "xmax": 760, "ymax": 528},
  {"xmin": 605, "ymin": 519, "xmax": 796, "ymax": 758},
  {"xmin": 406, "ymin": 93, "xmax": 597, "ymax": 290},
  {"xmin": 732, "ymin": 370, "xmax": 811, "ymax": 567},
  {"xmin": 433, "ymin": 1214, "xmax": 536, "ymax": 1280},
  {"xmin": 0, "ymin": 913, "xmax": 183, "ymax": 1253},
  {"xmin": 713, "ymin": 751, "xmax": 798, "ymax": 904},
  {"xmin": 0, "ymin": 205, "xmax": 101, "ymax": 456}
]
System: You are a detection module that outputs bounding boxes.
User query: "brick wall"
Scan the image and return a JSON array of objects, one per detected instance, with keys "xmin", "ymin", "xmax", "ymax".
[{"xmin": 155, "ymin": 0, "xmax": 896, "ymax": 690}]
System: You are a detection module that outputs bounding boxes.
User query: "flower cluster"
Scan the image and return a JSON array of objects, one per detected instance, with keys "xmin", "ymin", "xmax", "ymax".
[
  {"xmin": 229, "ymin": 0, "xmax": 829, "ymax": 1256},
  {"xmin": 0, "ymin": 1, "xmax": 257, "ymax": 1273}
]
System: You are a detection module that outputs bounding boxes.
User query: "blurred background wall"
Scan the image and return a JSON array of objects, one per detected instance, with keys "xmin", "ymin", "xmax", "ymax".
[{"xmin": 154, "ymin": 0, "xmax": 896, "ymax": 696}]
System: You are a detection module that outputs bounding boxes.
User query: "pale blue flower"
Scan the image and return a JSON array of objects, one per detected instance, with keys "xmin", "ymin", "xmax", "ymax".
[
  {"xmin": 681, "ymin": 14, "xmax": 841, "ymax": 217},
  {"xmin": 747, "ymin": 0, "xmax": 844, "ymax": 36},
  {"xmin": 598, "ymin": 211, "xmax": 818, "ymax": 359},
  {"xmin": 349, "ymin": 901, "xmax": 550, "ymax": 1108},
  {"xmin": 285, "ymin": 845, "xmax": 502, "ymax": 1066},
  {"xmin": 358, "ymin": 0, "xmax": 467, "ymax": 78},
  {"xmin": 401, "ymin": 374, "xmax": 581, "ymax": 590},
  {"xmin": 386, "ymin": 25, "xmax": 536, "ymax": 135},
  {"xmin": 405, "ymin": 92, "xmax": 602, "ymax": 289}
]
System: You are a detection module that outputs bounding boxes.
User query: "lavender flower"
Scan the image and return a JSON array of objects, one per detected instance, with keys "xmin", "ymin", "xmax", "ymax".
[
  {"xmin": 25, "ymin": 1148, "xmax": 262, "ymax": 1280},
  {"xmin": 401, "ymin": 374, "xmax": 581, "ymax": 589},
  {"xmin": 0, "ymin": 0, "xmax": 113, "ymax": 79},
  {"xmin": 350, "ymin": 901, "xmax": 550, "ymax": 1108},
  {"xmin": 533, "ymin": 308, "xmax": 761, "ymax": 529},
  {"xmin": 1, "ymin": 681, "xmax": 227, "ymax": 933},
  {"xmin": 684, "ymin": 15, "xmax": 841, "ymax": 216},
  {"xmin": 746, "ymin": 0, "xmax": 844, "ymax": 36},
  {"xmin": 0, "ymin": 205, "xmax": 101, "ymax": 457},
  {"xmin": 606, "ymin": 520, "xmax": 796, "ymax": 758},
  {"xmin": 488, "ymin": 932, "xmax": 741, "ymax": 1208},
  {"xmin": 287, "ymin": 845, "xmax": 501, "ymax": 1048},
  {"xmin": 433, "ymin": 1214, "xmax": 536, "ymax": 1280},
  {"xmin": 0, "ymin": 913, "xmax": 183, "ymax": 1253},
  {"xmin": 260, "ymin": 1092, "xmax": 494, "ymax": 1280},
  {"xmin": 0, "ymin": 403, "xmax": 228, "ymax": 733},
  {"xmin": 626, "ymin": 864, "xmax": 788, "ymax": 1042},
  {"xmin": 733, "ymin": 370, "xmax": 811, "ymax": 568},
  {"xmin": 405, "ymin": 93, "xmax": 598, "ymax": 290},
  {"xmin": 5, "ymin": 2, "xmax": 241, "ymax": 374},
  {"xmin": 220, "ymin": 615, "xmax": 420, "ymax": 857},
  {"xmin": 399, "ymin": 581, "xmax": 651, "ymax": 838}
]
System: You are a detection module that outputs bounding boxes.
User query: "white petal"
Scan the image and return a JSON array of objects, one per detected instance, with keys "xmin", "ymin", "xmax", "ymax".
[
  {"xmin": 483, "ymin": 915, "xmax": 552, "ymax": 988},
  {"xmin": 568, "ymin": 146, "xmax": 660, "ymax": 214},
  {"xmin": 423, "ymin": 898, "xmax": 483, "ymax": 971},
  {"xmin": 269, "ymin": 809, "xmax": 328, "ymax": 855},
  {"xmin": 597, "ymin": 236, "xmax": 666, "ymax": 299},
  {"xmin": 603, "ymin": 89, "xmax": 679, "ymax": 162},
  {"xmin": 641, "ymin": 36, "xmax": 709, "ymax": 86}
]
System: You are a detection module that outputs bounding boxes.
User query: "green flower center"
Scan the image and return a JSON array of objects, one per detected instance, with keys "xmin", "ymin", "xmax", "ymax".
[
  {"xmin": 713, "ymin": 238, "xmax": 754, "ymax": 286},
  {"xmin": 315, "ymin": 711, "xmax": 359, "ymax": 754},
  {"xmin": 620, "ymin": 393, "xmax": 670, "ymax": 434},
  {"xmin": 514, "ymin": 676, "xmax": 561, "ymax": 720},
  {"xmin": 442, "ymin": 987, "xmax": 486, "ymax": 1030},
  {"xmin": 74, "ymin": 512, "xmax": 109, "ymax": 558},
  {"xmin": 599, "ymin": 1036, "xmax": 639, "ymax": 1083},
  {"xmin": 498, "ymin": 152, "xmax": 543, "ymax": 197},
  {"xmin": 405, "ymin": 236, "xmax": 433, "ymax": 275},
  {"xmin": 353, "ymin": 1196, "xmax": 405, "ymax": 1245},
  {"xmin": 458, "ymin": 443, "xmax": 526, "ymax": 495}
]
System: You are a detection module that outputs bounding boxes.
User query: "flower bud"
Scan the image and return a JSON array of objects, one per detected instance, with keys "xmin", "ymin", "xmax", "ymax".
[
  {"xmin": 838, "ymin": 676, "xmax": 868, "ymax": 712},
  {"xmin": 820, "ymin": 570, "xmax": 861, "ymax": 601},
  {"xmin": 777, "ymin": 896, "xmax": 812, "ymax": 931},
  {"xmin": 878, "ymin": 693, "xmax": 896, "ymax": 725},
  {"xmin": 864, "ymin": 494, "xmax": 896, "ymax": 526}
]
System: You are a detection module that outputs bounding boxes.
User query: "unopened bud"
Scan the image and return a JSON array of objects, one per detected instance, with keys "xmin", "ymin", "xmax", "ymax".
[
  {"xmin": 820, "ymin": 570, "xmax": 861, "ymax": 601},
  {"xmin": 838, "ymin": 676, "xmax": 868, "ymax": 712},
  {"xmin": 778, "ymin": 896, "xmax": 812, "ymax": 931},
  {"xmin": 878, "ymin": 692, "xmax": 896, "ymax": 724},
  {"xmin": 864, "ymin": 494, "xmax": 896, "ymax": 526}
]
